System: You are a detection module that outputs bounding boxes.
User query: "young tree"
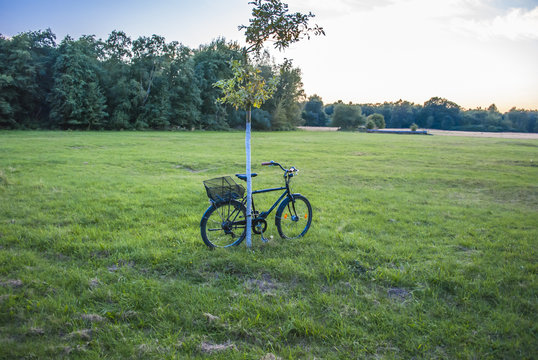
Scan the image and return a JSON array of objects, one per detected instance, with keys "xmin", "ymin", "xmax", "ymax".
[
  {"xmin": 215, "ymin": 0, "xmax": 324, "ymax": 248},
  {"xmin": 214, "ymin": 60, "xmax": 276, "ymax": 247}
]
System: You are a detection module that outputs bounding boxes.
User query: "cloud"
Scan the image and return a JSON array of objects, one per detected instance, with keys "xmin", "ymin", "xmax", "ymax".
[
  {"xmin": 289, "ymin": 0, "xmax": 395, "ymax": 17},
  {"xmin": 452, "ymin": 6, "xmax": 538, "ymax": 40}
]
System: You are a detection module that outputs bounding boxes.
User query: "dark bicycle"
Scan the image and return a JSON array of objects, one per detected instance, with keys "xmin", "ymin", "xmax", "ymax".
[{"xmin": 200, "ymin": 161, "xmax": 312, "ymax": 248}]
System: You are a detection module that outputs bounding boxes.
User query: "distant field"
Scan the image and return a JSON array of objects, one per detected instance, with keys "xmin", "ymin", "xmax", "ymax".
[
  {"xmin": 298, "ymin": 126, "xmax": 538, "ymax": 139},
  {"xmin": 1, "ymin": 131, "xmax": 537, "ymax": 359}
]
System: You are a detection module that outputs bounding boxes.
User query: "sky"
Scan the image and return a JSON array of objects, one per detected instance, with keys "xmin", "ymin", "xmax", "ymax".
[{"xmin": 1, "ymin": 0, "xmax": 537, "ymax": 111}]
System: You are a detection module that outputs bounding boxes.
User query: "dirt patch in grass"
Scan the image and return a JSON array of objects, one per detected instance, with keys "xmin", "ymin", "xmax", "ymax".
[
  {"xmin": 28, "ymin": 327, "xmax": 45, "ymax": 336},
  {"xmin": 67, "ymin": 329, "xmax": 92, "ymax": 340},
  {"xmin": 427, "ymin": 130, "xmax": 538, "ymax": 139},
  {"xmin": 173, "ymin": 164, "xmax": 213, "ymax": 173},
  {"xmin": 245, "ymin": 273, "xmax": 281, "ymax": 295},
  {"xmin": 261, "ymin": 354, "xmax": 282, "ymax": 360},
  {"xmin": 1, "ymin": 279, "xmax": 23, "ymax": 288},
  {"xmin": 298, "ymin": 126, "xmax": 340, "ymax": 131},
  {"xmin": 107, "ymin": 260, "xmax": 135, "ymax": 272},
  {"xmin": 80, "ymin": 314, "xmax": 106, "ymax": 323},
  {"xmin": 200, "ymin": 341, "xmax": 236, "ymax": 353},
  {"xmin": 388, "ymin": 288, "xmax": 412, "ymax": 302},
  {"xmin": 203, "ymin": 312, "xmax": 220, "ymax": 322},
  {"xmin": 89, "ymin": 278, "xmax": 100, "ymax": 289},
  {"xmin": 0, "ymin": 170, "xmax": 10, "ymax": 186},
  {"xmin": 63, "ymin": 342, "xmax": 90, "ymax": 355}
]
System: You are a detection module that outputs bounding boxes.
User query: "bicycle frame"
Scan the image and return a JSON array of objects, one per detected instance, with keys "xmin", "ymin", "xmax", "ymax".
[
  {"xmin": 250, "ymin": 186, "xmax": 289, "ymax": 220},
  {"xmin": 248, "ymin": 164, "xmax": 298, "ymax": 221}
]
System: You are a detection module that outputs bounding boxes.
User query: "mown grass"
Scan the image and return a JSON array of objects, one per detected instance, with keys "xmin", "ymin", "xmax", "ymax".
[{"xmin": 0, "ymin": 130, "xmax": 536, "ymax": 359}]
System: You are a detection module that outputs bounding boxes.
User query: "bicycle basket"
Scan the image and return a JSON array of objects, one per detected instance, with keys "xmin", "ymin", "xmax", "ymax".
[{"xmin": 203, "ymin": 176, "xmax": 245, "ymax": 203}]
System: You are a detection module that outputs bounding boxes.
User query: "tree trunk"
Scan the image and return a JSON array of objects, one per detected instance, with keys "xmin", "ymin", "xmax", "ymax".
[{"xmin": 245, "ymin": 106, "xmax": 252, "ymax": 248}]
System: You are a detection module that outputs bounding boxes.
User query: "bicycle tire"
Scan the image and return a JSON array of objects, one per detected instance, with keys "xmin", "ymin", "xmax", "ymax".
[
  {"xmin": 200, "ymin": 200, "xmax": 247, "ymax": 248},
  {"xmin": 275, "ymin": 194, "xmax": 312, "ymax": 239}
]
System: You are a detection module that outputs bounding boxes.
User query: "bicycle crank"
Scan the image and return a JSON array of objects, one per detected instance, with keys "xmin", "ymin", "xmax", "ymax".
[{"xmin": 253, "ymin": 219, "xmax": 268, "ymax": 235}]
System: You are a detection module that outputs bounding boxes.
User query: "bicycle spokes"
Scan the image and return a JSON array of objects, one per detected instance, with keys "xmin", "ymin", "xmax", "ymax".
[
  {"xmin": 277, "ymin": 195, "xmax": 312, "ymax": 239},
  {"xmin": 202, "ymin": 201, "xmax": 246, "ymax": 247}
]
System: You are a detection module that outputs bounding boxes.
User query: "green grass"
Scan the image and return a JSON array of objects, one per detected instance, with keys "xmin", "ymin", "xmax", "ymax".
[{"xmin": 0, "ymin": 130, "xmax": 536, "ymax": 359}]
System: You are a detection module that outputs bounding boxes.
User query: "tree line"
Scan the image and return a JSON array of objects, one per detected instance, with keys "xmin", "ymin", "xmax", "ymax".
[
  {"xmin": 0, "ymin": 29, "xmax": 305, "ymax": 130},
  {"xmin": 302, "ymin": 96, "xmax": 538, "ymax": 133},
  {"xmin": 2, "ymin": 29, "xmax": 536, "ymax": 133}
]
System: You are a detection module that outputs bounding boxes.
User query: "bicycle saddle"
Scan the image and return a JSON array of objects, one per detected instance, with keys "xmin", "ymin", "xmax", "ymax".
[{"xmin": 235, "ymin": 173, "xmax": 258, "ymax": 181}]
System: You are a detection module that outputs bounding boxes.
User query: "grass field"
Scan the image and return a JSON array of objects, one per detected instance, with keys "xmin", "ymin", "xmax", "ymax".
[{"xmin": 0, "ymin": 130, "xmax": 536, "ymax": 359}]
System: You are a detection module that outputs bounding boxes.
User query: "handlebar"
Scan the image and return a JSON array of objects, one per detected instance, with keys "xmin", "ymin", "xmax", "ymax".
[{"xmin": 261, "ymin": 160, "xmax": 298, "ymax": 174}]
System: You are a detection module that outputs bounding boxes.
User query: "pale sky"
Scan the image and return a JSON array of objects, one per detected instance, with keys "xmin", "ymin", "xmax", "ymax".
[{"xmin": 1, "ymin": 0, "xmax": 537, "ymax": 111}]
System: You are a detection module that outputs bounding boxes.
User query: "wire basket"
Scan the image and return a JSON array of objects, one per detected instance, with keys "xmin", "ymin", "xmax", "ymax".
[{"xmin": 203, "ymin": 176, "xmax": 245, "ymax": 203}]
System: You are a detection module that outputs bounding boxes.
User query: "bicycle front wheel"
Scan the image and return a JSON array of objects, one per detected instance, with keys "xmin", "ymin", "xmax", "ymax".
[
  {"xmin": 275, "ymin": 194, "xmax": 312, "ymax": 239},
  {"xmin": 200, "ymin": 200, "xmax": 246, "ymax": 248}
]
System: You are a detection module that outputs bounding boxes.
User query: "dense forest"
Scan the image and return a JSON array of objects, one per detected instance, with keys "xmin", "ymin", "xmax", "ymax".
[
  {"xmin": 1, "ymin": 29, "xmax": 537, "ymax": 132},
  {"xmin": 0, "ymin": 29, "xmax": 304, "ymax": 131}
]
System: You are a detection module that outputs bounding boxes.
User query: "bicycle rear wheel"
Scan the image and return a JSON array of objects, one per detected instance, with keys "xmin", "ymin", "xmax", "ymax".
[
  {"xmin": 200, "ymin": 200, "xmax": 246, "ymax": 248},
  {"xmin": 275, "ymin": 194, "xmax": 312, "ymax": 239}
]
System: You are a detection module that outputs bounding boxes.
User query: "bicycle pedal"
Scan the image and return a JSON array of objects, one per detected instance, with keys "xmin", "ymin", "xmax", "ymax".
[{"xmin": 260, "ymin": 229, "xmax": 269, "ymax": 243}]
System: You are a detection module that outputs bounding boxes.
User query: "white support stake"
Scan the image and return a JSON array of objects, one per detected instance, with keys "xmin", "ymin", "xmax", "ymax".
[{"xmin": 245, "ymin": 108, "xmax": 252, "ymax": 248}]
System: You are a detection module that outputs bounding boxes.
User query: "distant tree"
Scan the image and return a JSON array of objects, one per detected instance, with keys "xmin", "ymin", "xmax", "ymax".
[
  {"xmin": 269, "ymin": 59, "xmax": 305, "ymax": 130},
  {"xmin": 193, "ymin": 39, "xmax": 244, "ymax": 129},
  {"xmin": 367, "ymin": 113, "xmax": 385, "ymax": 129},
  {"xmin": 331, "ymin": 104, "xmax": 365, "ymax": 130},
  {"xmin": 324, "ymin": 104, "xmax": 335, "ymax": 117},
  {"xmin": 130, "ymin": 34, "xmax": 174, "ymax": 129},
  {"xmin": 366, "ymin": 119, "xmax": 375, "ymax": 129},
  {"xmin": 487, "ymin": 103, "xmax": 499, "ymax": 113},
  {"xmin": 167, "ymin": 45, "xmax": 201, "ymax": 129},
  {"xmin": 0, "ymin": 29, "xmax": 57, "ymax": 128},
  {"xmin": 418, "ymin": 97, "xmax": 461, "ymax": 129},
  {"xmin": 302, "ymin": 94, "xmax": 327, "ymax": 126},
  {"xmin": 104, "ymin": 30, "xmax": 132, "ymax": 62},
  {"xmin": 101, "ymin": 31, "xmax": 134, "ymax": 129},
  {"xmin": 391, "ymin": 100, "xmax": 420, "ymax": 128},
  {"xmin": 506, "ymin": 108, "xmax": 537, "ymax": 133},
  {"xmin": 49, "ymin": 36, "xmax": 107, "ymax": 129}
]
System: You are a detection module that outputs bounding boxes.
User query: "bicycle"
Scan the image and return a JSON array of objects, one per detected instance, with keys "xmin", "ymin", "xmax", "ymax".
[{"xmin": 200, "ymin": 161, "xmax": 312, "ymax": 248}]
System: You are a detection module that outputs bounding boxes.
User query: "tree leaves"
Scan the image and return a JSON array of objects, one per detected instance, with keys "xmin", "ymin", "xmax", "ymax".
[
  {"xmin": 213, "ymin": 60, "xmax": 277, "ymax": 111},
  {"xmin": 239, "ymin": 0, "xmax": 325, "ymax": 56}
]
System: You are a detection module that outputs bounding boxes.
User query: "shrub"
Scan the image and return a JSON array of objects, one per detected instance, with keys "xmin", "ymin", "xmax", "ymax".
[
  {"xmin": 331, "ymin": 104, "xmax": 365, "ymax": 130},
  {"xmin": 367, "ymin": 113, "xmax": 385, "ymax": 129},
  {"xmin": 410, "ymin": 123, "xmax": 418, "ymax": 131}
]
